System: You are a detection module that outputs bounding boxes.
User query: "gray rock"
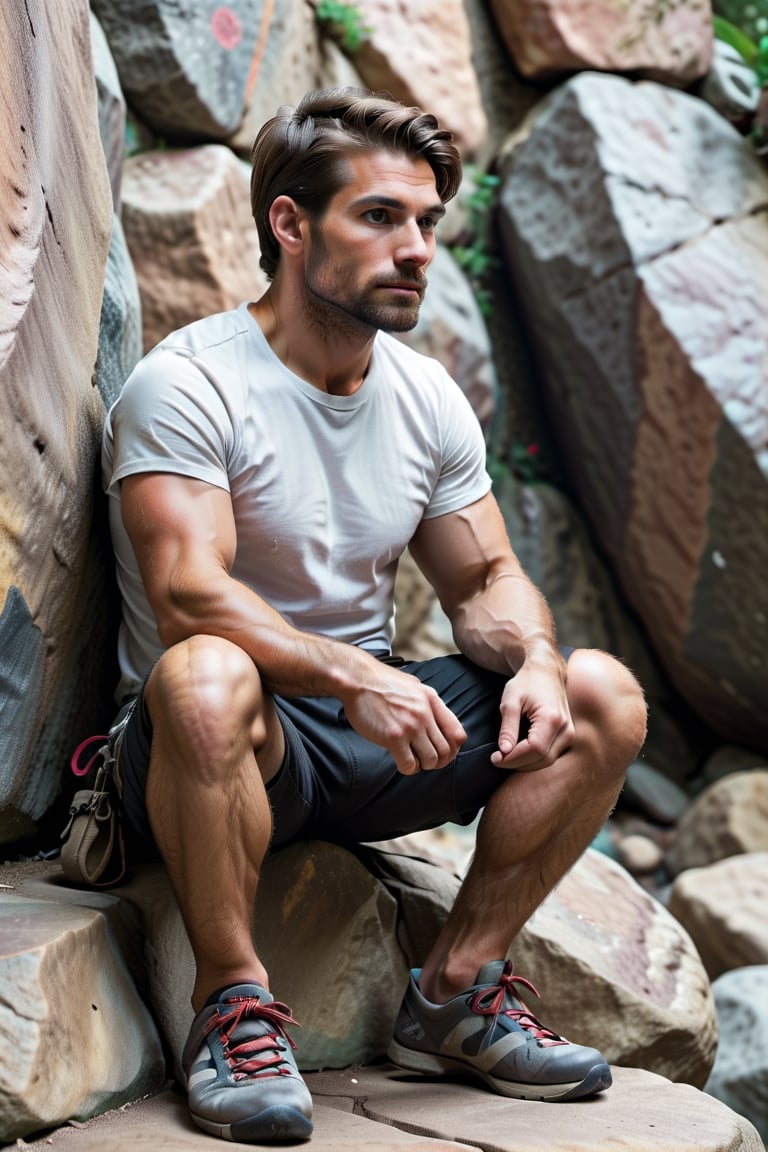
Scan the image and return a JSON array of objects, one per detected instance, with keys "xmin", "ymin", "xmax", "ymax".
[
  {"xmin": 89, "ymin": 10, "xmax": 126, "ymax": 212},
  {"xmin": 96, "ymin": 214, "xmax": 143, "ymax": 411},
  {"xmin": 497, "ymin": 72, "xmax": 768, "ymax": 747},
  {"xmin": 705, "ymin": 965, "xmax": 768, "ymax": 1143},
  {"xmin": 90, "ymin": 0, "xmax": 261, "ymax": 140},
  {"xmin": 623, "ymin": 759, "xmax": 691, "ymax": 825}
]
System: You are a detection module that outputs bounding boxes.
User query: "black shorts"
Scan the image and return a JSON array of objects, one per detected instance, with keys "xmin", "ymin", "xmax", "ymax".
[{"xmin": 110, "ymin": 651, "xmax": 569, "ymax": 854}]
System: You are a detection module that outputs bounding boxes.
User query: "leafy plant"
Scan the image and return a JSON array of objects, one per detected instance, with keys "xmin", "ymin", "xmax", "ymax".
[
  {"xmin": 714, "ymin": 13, "xmax": 768, "ymax": 83},
  {"xmin": 449, "ymin": 167, "xmax": 501, "ymax": 317},
  {"xmin": 315, "ymin": 0, "xmax": 371, "ymax": 53}
]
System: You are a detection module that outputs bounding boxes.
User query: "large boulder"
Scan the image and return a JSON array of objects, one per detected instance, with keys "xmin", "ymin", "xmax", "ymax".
[
  {"xmin": 667, "ymin": 852, "xmax": 768, "ymax": 978},
  {"xmin": 229, "ymin": 0, "xmax": 324, "ymax": 158},
  {"xmin": 665, "ymin": 770, "xmax": 768, "ymax": 876},
  {"xmin": 497, "ymin": 72, "xmax": 768, "ymax": 747},
  {"xmin": 343, "ymin": 0, "xmax": 488, "ymax": 158},
  {"xmin": 488, "ymin": 0, "xmax": 713, "ymax": 85},
  {"xmin": 121, "ymin": 146, "xmax": 268, "ymax": 354},
  {"xmin": 90, "ymin": 0, "xmax": 261, "ymax": 141},
  {"xmin": 0, "ymin": 879, "xmax": 165, "ymax": 1142},
  {"xmin": 116, "ymin": 843, "xmax": 410, "ymax": 1072},
  {"xmin": 0, "ymin": 0, "xmax": 114, "ymax": 836},
  {"xmin": 512, "ymin": 847, "xmax": 718, "ymax": 1087}
]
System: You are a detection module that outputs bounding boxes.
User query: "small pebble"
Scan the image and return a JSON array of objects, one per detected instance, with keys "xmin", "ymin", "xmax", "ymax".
[{"xmin": 618, "ymin": 833, "xmax": 664, "ymax": 875}]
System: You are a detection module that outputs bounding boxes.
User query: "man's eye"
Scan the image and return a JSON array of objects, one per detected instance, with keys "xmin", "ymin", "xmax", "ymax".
[
  {"xmin": 364, "ymin": 208, "xmax": 388, "ymax": 223},
  {"xmin": 419, "ymin": 216, "xmax": 438, "ymax": 232}
]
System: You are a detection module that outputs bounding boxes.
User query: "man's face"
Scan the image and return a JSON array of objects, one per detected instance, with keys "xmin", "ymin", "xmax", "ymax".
[{"xmin": 300, "ymin": 150, "xmax": 445, "ymax": 335}]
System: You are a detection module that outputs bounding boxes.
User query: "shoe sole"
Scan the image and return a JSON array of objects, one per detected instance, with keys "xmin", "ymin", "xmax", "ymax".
[
  {"xmin": 388, "ymin": 1039, "xmax": 612, "ymax": 1102},
  {"xmin": 190, "ymin": 1103, "xmax": 314, "ymax": 1142}
]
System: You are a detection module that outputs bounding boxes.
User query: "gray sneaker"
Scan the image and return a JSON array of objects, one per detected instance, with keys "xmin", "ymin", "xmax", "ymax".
[
  {"xmin": 388, "ymin": 960, "xmax": 612, "ymax": 1102},
  {"xmin": 182, "ymin": 983, "xmax": 313, "ymax": 1142}
]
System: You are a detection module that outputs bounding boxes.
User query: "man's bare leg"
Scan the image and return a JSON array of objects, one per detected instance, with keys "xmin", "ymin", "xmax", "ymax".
[
  {"xmin": 143, "ymin": 634, "xmax": 284, "ymax": 1012},
  {"xmin": 418, "ymin": 648, "xmax": 648, "ymax": 1004},
  {"xmin": 141, "ymin": 634, "xmax": 313, "ymax": 1143}
]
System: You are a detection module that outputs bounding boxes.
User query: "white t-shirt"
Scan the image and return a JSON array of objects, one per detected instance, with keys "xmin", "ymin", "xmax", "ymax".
[{"xmin": 103, "ymin": 302, "xmax": 492, "ymax": 698}]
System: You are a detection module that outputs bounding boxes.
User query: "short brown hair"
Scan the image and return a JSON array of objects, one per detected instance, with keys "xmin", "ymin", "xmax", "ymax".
[{"xmin": 250, "ymin": 87, "xmax": 462, "ymax": 280}]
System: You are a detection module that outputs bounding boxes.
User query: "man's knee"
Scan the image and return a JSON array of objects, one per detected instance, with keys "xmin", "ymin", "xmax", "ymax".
[
  {"xmin": 567, "ymin": 648, "xmax": 648, "ymax": 766},
  {"xmin": 147, "ymin": 635, "xmax": 264, "ymax": 732}
]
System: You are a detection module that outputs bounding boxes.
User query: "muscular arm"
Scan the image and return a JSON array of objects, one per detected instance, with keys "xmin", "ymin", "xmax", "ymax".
[
  {"xmin": 409, "ymin": 492, "xmax": 574, "ymax": 770},
  {"xmin": 121, "ymin": 471, "xmax": 466, "ymax": 773}
]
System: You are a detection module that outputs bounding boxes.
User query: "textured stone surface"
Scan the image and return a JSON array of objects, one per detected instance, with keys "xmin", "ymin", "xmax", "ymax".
[
  {"xmin": 512, "ymin": 848, "xmax": 717, "ymax": 1087},
  {"xmin": 0, "ymin": 889, "xmax": 165, "ymax": 1142},
  {"xmin": 489, "ymin": 0, "xmax": 713, "ymax": 84},
  {"xmin": 491, "ymin": 475, "xmax": 703, "ymax": 784},
  {"xmin": 90, "ymin": 10, "xmax": 125, "ymax": 212},
  {"xmin": 90, "ymin": 0, "xmax": 261, "ymax": 140},
  {"xmin": 230, "ymin": 0, "xmax": 323, "ymax": 158},
  {"xmin": 397, "ymin": 243, "xmax": 497, "ymax": 432},
  {"xmin": 308, "ymin": 1064, "xmax": 763, "ymax": 1151},
  {"xmin": 345, "ymin": 0, "xmax": 488, "ymax": 157},
  {"xmin": 96, "ymin": 214, "xmax": 143, "ymax": 411},
  {"xmin": 116, "ymin": 843, "xmax": 409, "ymax": 1072},
  {"xmin": 667, "ymin": 852, "xmax": 768, "ymax": 979},
  {"xmin": 15, "ymin": 1066, "xmax": 765, "ymax": 1151},
  {"xmin": 0, "ymin": 0, "xmax": 114, "ymax": 826},
  {"xmin": 665, "ymin": 770, "xmax": 768, "ymax": 877},
  {"xmin": 705, "ymin": 965, "xmax": 768, "ymax": 1142},
  {"xmin": 498, "ymin": 72, "xmax": 768, "ymax": 746},
  {"xmin": 121, "ymin": 146, "xmax": 268, "ymax": 353}
]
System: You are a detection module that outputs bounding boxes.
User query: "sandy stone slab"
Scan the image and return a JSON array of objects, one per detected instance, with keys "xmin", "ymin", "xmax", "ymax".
[
  {"xmin": 19, "ymin": 1087, "xmax": 475, "ymax": 1150},
  {"xmin": 308, "ymin": 1064, "xmax": 764, "ymax": 1151}
]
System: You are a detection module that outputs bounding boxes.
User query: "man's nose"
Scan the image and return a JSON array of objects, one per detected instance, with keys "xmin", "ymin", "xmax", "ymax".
[{"xmin": 395, "ymin": 221, "xmax": 431, "ymax": 265}]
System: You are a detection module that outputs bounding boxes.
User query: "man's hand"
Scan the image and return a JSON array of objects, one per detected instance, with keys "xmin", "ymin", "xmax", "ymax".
[
  {"xmin": 491, "ymin": 659, "xmax": 575, "ymax": 772},
  {"xmin": 341, "ymin": 662, "xmax": 467, "ymax": 776}
]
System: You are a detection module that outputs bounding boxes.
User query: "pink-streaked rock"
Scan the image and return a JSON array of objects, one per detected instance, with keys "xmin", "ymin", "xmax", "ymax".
[
  {"xmin": 512, "ymin": 848, "xmax": 717, "ymax": 1087},
  {"xmin": 121, "ymin": 146, "xmax": 268, "ymax": 354},
  {"xmin": 338, "ymin": 0, "xmax": 488, "ymax": 158},
  {"xmin": 497, "ymin": 72, "xmax": 768, "ymax": 746},
  {"xmin": 229, "ymin": 0, "xmax": 323, "ymax": 158},
  {"xmin": 668, "ymin": 853, "xmax": 768, "ymax": 979},
  {"xmin": 0, "ymin": 0, "xmax": 114, "ymax": 826},
  {"xmin": 489, "ymin": 0, "xmax": 713, "ymax": 85},
  {"xmin": 90, "ymin": 0, "xmax": 261, "ymax": 140},
  {"xmin": 665, "ymin": 770, "xmax": 768, "ymax": 877}
]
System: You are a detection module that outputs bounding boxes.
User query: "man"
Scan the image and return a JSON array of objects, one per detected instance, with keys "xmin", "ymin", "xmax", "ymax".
[{"xmin": 103, "ymin": 87, "xmax": 647, "ymax": 1144}]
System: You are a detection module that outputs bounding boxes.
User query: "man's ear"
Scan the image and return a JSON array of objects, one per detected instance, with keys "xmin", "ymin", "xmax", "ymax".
[{"xmin": 269, "ymin": 195, "xmax": 306, "ymax": 256}]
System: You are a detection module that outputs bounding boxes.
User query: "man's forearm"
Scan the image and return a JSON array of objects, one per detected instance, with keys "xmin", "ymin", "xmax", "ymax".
[
  {"xmin": 449, "ymin": 571, "xmax": 563, "ymax": 678},
  {"xmin": 156, "ymin": 567, "xmax": 376, "ymax": 701}
]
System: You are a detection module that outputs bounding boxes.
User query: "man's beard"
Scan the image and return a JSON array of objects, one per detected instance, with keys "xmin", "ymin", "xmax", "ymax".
[{"xmin": 304, "ymin": 228, "xmax": 426, "ymax": 336}]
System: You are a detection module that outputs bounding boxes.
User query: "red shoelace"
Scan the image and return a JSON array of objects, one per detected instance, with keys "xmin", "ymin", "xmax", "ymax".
[
  {"xmin": 470, "ymin": 962, "xmax": 568, "ymax": 1048},
  {"xmin": 202, "ymin": 994, "xmax": 301, "ymax": 1080}
]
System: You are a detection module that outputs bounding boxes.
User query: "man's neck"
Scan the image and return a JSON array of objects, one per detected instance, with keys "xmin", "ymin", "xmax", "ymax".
[{"xmin": 248, "ymin": 288, "xmax": 375, "ymax": 397}]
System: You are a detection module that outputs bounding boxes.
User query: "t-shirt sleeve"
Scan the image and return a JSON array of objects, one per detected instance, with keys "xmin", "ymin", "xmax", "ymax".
[
  {"xmin": 423, "ymin": 366, "xmax": 492, "ymax": 519},
  {"xmin": 105, "ymin": 345, "xmax": 234, "ymax": 497}
]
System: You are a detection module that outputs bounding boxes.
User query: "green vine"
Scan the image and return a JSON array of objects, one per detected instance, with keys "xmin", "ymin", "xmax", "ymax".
[
  {"xmin": 449, "ymin": 166, "xmax": 501, "ymax": 318},
  {"xmin": 315, "ymin": 1, "xmax": 371, "ymax": 53}
]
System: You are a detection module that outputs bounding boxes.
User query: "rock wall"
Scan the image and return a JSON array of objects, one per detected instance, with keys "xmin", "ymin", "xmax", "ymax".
[{"xmin": 0, "ymin": 0, "xmax": 114, "ymax": 837}]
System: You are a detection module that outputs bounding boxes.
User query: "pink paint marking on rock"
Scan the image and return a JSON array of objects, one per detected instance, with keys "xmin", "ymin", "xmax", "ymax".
[{"xmin": 211, "ymin": 7, "xmax": 242, "ymax": 50}]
